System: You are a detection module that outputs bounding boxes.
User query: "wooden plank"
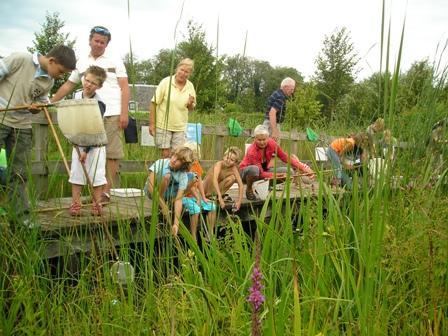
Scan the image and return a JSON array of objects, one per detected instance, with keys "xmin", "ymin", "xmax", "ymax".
[
  {"xmin": 214, "ymin": 135, "xmax": 225, "ymax": 160},
  {"xmin": 36, "ymin": 195, "xmax": 154, "ymax": 233},
  {"xmin": 34, "ymin": 179, "xmax": 332, "ymax": 258}
]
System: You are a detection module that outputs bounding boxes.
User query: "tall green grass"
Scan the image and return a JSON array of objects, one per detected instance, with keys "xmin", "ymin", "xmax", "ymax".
[{"xmin": 2, "ymin": 165, "xmax": 446, "ymax": 334}]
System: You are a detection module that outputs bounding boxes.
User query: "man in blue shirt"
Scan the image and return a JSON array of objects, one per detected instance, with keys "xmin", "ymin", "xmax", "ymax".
[{"xmin": 263, "ymin": 77, "xmax": 296, "ymax": 142}]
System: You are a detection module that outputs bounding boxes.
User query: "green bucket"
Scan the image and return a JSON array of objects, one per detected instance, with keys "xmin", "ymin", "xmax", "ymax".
[
  {"xmin": 0, "ymin": 149, "xmax": 6, "ymax": 168},
  {"xmin": 228, "ymin": 118, "xmax": 243, "ymax": 137},
  {"xmin": 306, "ymin": 127, "xmax": 319, "ymax": 142}
]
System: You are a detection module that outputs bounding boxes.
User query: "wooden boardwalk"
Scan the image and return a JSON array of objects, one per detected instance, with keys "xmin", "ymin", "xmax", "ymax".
[{"xmin": 36, "ymin": 178, "xmax": 322, "ymax": 258}]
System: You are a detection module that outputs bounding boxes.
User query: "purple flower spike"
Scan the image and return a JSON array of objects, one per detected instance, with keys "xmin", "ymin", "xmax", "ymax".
[
  {"xmin": 248, "ymin": 238, "xmax": 264, "ymax": 336},
  {"xmin": 247, "ymin": 266, "xmax": 265, "ymax": 311}
]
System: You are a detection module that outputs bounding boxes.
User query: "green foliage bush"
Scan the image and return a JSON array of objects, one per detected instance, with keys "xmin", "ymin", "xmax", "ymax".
[{"xmin": 285, "ymin": 82, "xmax": 323, "ymax": 129}]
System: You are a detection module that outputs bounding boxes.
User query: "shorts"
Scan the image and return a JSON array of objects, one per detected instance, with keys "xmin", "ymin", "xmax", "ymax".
[
  {"xmin": 182, "ymin": 197, "xmax": 217, "ymax": 215},
  {"xmin": 155, "ymin": 127, "xmax": 186, "ymax": 150},
  {"xmin": 263, "ymin": 119, "xmax": 281, "ymax": 144},
  {"xmin": 104, "ymin": 116, "xmax": 124, "ymax": 159},
  {"xmin": 69, "ymin": 146, "xmax": 107, "ymax": 187}
]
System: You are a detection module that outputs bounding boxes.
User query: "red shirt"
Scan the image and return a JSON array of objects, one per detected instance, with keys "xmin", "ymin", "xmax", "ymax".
[{"xmin": 239, "ymin": 138, "xmax": 309, "ymax": 178}]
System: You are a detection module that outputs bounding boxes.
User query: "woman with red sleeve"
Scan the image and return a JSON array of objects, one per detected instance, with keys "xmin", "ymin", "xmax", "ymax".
[{"xmin": 239, "ymin": 125, "xmax": 315, "ymax": 200}]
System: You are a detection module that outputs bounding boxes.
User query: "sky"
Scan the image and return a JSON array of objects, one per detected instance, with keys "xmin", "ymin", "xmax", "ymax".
[{"xmin": 0, "ymin": 0, "xmax": 447, "ymax": 80}]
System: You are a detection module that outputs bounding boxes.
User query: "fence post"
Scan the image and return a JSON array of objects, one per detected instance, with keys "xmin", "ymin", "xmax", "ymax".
[{"xmin": 214, "ymin": 134, "xmax": 225, "ymax": 161}]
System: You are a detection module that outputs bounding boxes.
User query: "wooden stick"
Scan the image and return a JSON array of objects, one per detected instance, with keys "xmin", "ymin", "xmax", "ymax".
[
  {"xmin": 293, "ymin": 169, "xmax": 334, "ymax": 177},
  {"xmin": 74, "ymin": 146, "xmax": 96, "ymax": 201},
  {"xmin": 264, "ymin": 169, "xmax": 334, "ymax": 181},
  {"xmin": 0, "ymin": 103, "xmax": 53, "ymax": 113},
  {"xmin": 43, "ymin": 106, "xmax": 70, "ymax": 175}
]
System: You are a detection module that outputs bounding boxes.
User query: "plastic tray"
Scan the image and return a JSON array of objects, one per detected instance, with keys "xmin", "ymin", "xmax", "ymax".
[{"xmin": 110, "ymin": 188, "xmax": 144, "ymax": 197}]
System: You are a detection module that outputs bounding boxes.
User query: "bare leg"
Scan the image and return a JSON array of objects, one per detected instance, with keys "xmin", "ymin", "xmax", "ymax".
[
  {"xmin": 204, "ymin": 175, "xmax": 235, "ymax": 197},
  {"xmin": 190, "ymin": 213, "xmax": 199, "ymax": 241},
  {"xmin": 245, "ymin": 174, "xmax": 261, "ymax": 200},
  {"xmin": 92, "ymin": 186, "xmax": 104, "ymax": 204},
  {"xmin": 206, "ymin": 211, "xmax": 217, "ymax": 237},
  {"xmin": 71, "ymin": 184, "xmax": 83, "ymax": 204},
  {"xmin": 219, "ymin": 175, "xmax": 236, "ymax": 195},
  {"xmin": 104, "ymin": 158, "xmax": 120, "ymax": 195}
]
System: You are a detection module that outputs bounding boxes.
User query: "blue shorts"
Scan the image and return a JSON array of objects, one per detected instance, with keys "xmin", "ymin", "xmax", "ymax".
[{"xmin": 182, "ymin": 197, "xmax": 217, "ymax": 215}]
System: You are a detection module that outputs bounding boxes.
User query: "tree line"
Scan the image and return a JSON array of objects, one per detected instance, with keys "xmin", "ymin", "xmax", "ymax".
[{"xmin": 29, "ymin": 12, "xmax": 448, "ymax": 131}]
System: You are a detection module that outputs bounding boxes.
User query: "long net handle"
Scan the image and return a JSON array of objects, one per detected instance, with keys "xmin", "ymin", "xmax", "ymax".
[
  {"xmin": 43, "ymin": 106, "xmax": 70, "ymax": 175},
  {"xmin": 0, "ymin": 103, "xmax": 53, "ymax": 113}
]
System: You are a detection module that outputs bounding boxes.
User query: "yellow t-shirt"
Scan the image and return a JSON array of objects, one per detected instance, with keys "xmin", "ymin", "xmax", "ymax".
[{"xmin": 152, "ymin": 75, "xmax": 196, "ymax": 132}]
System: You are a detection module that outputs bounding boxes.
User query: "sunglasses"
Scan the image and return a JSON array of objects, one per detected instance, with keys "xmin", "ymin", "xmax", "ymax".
[{"xmin": 91, "ymin": 26, "xmax": 111, "ymax": 36}]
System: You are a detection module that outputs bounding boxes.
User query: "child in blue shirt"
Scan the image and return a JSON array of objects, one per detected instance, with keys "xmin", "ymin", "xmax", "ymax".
[{"xmin": 145, "ymin": 147, "xmax": 194, "ymax": 236}]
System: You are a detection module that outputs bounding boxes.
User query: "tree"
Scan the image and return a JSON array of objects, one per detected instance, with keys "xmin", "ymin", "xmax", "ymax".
[
  {"xmin": 137, "ymin": 21, "xmax": 226, "ymax": 112},
  {"xmin": 397, "ymin": 60, "xmax": 434, "ymax": 112},
  {"xmin": 336, "ymin": 71, "xmax": 391, "ymax": 126},
  {"xmin": 28, "ymin": 11, "xmax": 76, "ymax": 94},
  {"xmin": 28, "ymin": 11, "xmax": 76, "ymax": 55},
  {"xmin": 285, "ymin": 82, "xmax": 322, "ymax": 128},
  {"xmin": 314, "ymin": 27, "xmax": 359, "ymax": 121},
  {"xmin": 222, "ymin": 56, "xmax": 303, "ymax": 113},
  {"xmin": 177, "ymin": 21, "xmax": 225, "ymax": 111},
  {"xmin": 222, "ymin": 54, "xmax": 252, "ymax": 105},
  {"xmin": 123, "ymin": 54, "xmax": 154, "ymax": 84}
]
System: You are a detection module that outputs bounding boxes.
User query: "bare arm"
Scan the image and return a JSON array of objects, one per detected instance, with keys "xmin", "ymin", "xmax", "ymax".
[
  {"xmin": 186, "ymin": 94, "xmax": 196, "ymax": 112},
  {"xmin": 172, "ymin": 189, "xmax": 185, "ymax": 236},
  {"xmin": 51, "ymin": 80, "xmax": 76, "ymax": 103},
  {"xmin": 149, "ymin": 102, "xmax": 156, "ymax": 136},
  {"xmin": 197, "ymin": 177, "xmax": 208, "ymax": 202},
  {"xmin": 268, "ymin": 107, "xmax": 279, "ymax": 141},
  {"xmin": 211, "ymin": 162, "xmax": 225, "ymax": 209},
  {"xmin": 117, "ymin": 77, "xmax": 130, "ymax": 129}
]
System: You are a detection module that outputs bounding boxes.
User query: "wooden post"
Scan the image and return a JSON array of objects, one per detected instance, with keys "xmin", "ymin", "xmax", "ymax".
[
  {"xmin": 214, "ymin": 135, "xmax": 225, "ymax": 161},
  {"xmin": 33, "ymin": 122, "xmax": 49, "ymax": 197}
]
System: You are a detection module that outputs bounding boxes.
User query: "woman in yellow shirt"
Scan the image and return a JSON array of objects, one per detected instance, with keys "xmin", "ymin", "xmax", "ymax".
[{"xmin": 149, "ymin": 58, "xmax": 196, "ymax": 158}]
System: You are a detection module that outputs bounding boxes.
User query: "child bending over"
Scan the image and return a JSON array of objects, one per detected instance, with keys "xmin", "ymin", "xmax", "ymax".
[{"xmin": 145, "ymin": 147, "xmax": 194, "ymax": 236}]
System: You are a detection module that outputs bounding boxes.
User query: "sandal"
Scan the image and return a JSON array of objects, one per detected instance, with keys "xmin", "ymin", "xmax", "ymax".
[
  {"xmin": 69, "ymin": 202, "xmax": 82, "ymax": 217},
  {"xmin": 91, "ymin": 202, "xmax": 103, "ymax": 216},
  {"xmin": 245, "ymin": 188, "xmax": 257, "ymax": 201}
]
